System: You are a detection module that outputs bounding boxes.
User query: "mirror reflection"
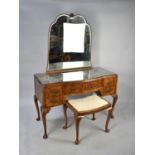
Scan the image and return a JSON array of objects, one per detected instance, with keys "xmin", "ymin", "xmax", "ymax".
[
  {"xmin": 63, "ymin": 71, "xmax": 84, "ymax": 82},
  {"xmin": 63, "ymin": 23, "xmax": 86, "ymax": 53}
]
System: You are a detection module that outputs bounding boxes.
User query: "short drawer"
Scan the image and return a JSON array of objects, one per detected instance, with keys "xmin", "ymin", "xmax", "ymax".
[
  {"xmin": 45, "ymin": 96, "xmax": 63, "ymax": 107},
  {"xmin": 63, "ymin": 82, "xmax": 83, "ymax": 95},
  {"xmin": 102, "ymin": 86, "xmax": 116, "ymax": 96},
  {"xmin": 45, "ymin": 85, "xmax": 62, "ymax": 97},
  {"xmin": 104, "ymin": 76, "xmax": 116, "ymax": 86},
  {"xmin": 84, "ymin": 79, "xmax": 102, "ymax": 91}
]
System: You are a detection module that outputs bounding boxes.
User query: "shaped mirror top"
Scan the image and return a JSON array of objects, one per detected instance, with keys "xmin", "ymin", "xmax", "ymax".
[{"xmin": 46, "ymin": 13, "xmax": 91, "ymax": 74}]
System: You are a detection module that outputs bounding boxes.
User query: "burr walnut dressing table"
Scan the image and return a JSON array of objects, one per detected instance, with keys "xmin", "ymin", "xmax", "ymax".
[{"xmin": 33, "ymin": 14, "xmax": 118, "ymax": 139}]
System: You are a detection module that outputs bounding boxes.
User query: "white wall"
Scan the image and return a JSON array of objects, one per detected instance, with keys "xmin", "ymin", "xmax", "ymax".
[{"xmin": 20, "ymin": 0, "xmax": 134, "ymax": 113}]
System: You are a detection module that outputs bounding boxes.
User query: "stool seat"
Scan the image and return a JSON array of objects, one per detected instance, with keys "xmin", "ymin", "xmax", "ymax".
[
  {"xmin": 63, "ymin": 94, "xmax": 113, "ymax": 144},
  {"xmin": 68, "ymin": 94, "xmax": 110, "ymax": 112}
]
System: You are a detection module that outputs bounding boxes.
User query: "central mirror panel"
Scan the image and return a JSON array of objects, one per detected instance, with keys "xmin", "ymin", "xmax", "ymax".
[{"xmin": 46, "ymin": 13, "xmax": 91, "ymax": 74}]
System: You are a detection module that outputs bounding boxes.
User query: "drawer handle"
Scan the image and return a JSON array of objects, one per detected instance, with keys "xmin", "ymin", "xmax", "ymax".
[
  {"xmin": 50, "ymin": 90, "xmax": 59, "ymax": 95},
  {"xmin": 49, "ymin": 98, "xmax": 58, "ymax": 103},
  {"xmin": 86, "ymin": 84, "xmax": 99, "ymax": 89},
  {"xmin": 106, "ymin": 81, "xmax": 113, "ymax": 85},
  {"xmin": 70, "ymin": 86, "xmax": 77, "ymax": 91}
]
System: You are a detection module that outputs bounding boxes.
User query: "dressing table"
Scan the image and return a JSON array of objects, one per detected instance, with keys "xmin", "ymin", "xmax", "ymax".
[{"xmin": 33, "ymin": 14, "xmax": 118, "ymax": 139}]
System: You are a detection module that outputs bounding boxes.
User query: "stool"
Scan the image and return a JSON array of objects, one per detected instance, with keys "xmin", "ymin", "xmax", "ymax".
[{"xmin": 63, "ymin": 94, "xmax": 113, "ymax": 144}]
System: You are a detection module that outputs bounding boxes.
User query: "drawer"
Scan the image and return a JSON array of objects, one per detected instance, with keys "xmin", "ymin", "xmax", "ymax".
[
  {"xmin": 102, "ymin": 86, "xmax": 116, "ymax": 96},
  {"xmin": 84, "ymin": 79, "xmax": 102, "ymax": 91},
  {"xmin": 45, "ymin": 85, "xmax": 62, "ymax": 97},
  {"xmin": 104, "ymin": 76, "xmax": 116, "ymax": 86},
  {"xmin": 45, "ymin": 96, "xmax": 62, "ymax": 107},
  {"xmin": 63, "ymin": 82, "xmax": 83, "ymax": 95}
]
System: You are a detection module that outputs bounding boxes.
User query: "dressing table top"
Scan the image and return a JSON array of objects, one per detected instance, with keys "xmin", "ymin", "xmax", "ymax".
[{"xmin": 35, "ymin": 67, "xmax": 117, "ymax": 85}]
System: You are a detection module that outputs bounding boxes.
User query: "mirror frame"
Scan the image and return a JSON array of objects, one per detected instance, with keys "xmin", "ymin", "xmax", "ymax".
[{"xmin": 46, "ymin": 13, "xmax": 92, "ymax": 74}]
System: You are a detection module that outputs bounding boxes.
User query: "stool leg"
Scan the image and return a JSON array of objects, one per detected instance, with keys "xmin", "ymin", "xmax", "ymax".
[
  {"xmin": 63, "ymin": 103, "xmax": 68, "ymax": 129},
  {"xmin": 92, "ymin": 113, "xmax": 96, "ymax": 120},
  {"xmin": 74, "ymin": 115, "xmax": 82, "ymax": 144},
  {"xmin": 105, "ymin": 108, "xmax": 112, "ymax": 132}
]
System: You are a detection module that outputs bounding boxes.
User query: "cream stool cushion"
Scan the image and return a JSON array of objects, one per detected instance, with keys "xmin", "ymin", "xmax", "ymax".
[{"xmin": 68, "ymin": 94, "xmax": 109, "ymax": 112}]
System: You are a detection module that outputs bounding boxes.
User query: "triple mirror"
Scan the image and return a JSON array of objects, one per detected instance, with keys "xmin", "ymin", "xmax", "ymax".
[{"xmin": 46, "ymin": 13, "xmax": 92, "ymax": 74}]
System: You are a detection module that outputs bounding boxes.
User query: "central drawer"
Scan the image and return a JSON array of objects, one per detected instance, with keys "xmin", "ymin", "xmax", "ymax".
[{"xmin": 63, "ymin": 82, "xmax": 83, "ymax": 95}]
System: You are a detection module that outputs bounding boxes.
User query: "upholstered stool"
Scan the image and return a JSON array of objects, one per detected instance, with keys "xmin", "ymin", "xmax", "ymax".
[{"xmin": 63, "ymin": 94, "xmax": 113, "ymax": 144}]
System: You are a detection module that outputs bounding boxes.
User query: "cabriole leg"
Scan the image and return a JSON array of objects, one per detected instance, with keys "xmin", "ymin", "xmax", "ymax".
[
  {"xmin": 105, "ymin": 108, "xmax": 112, "ymax": 132},
  {"xmin": 34, "ymin": 95, "xmax": 40, "ymax": 121},
  {"xmin": 63, "ymin": 103, "xmax": 68, "ymax": 129},
  {"xmin": 111, "ymin": 94, "xmax": 118, "ymax": 118},
  {"xmin": 74, "ymin": 115, "xmax": 82, "ymax": 145},
  {"xmin": 41, "ymin": 107, "xmax": 50, "ymax": 139}
]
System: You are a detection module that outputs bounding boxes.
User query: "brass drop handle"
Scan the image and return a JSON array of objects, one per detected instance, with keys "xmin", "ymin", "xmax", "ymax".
[
  {"xmin": 70, "ymin": 86, "xmax": 77, "ymax": 91},
  {"xmin": 106, "ymin": 81, "xmax": 113, "ymax": 85},
  {"xmin": 49, "ymin": 98, "xmax": 58, "ymax": 103}
]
